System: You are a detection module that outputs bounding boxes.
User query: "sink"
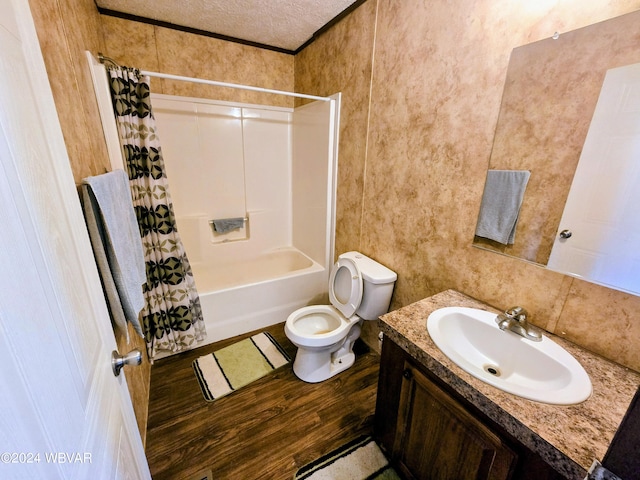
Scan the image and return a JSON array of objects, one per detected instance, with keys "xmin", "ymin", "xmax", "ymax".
[{"xmin": 426, "ymin": 307, "xmax": 592, "ymax": 405}]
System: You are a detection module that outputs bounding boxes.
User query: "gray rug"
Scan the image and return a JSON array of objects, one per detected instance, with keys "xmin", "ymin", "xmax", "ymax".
[{"xmin": 294, "ymin": 436, "xmax": 400, "ymax": 480}]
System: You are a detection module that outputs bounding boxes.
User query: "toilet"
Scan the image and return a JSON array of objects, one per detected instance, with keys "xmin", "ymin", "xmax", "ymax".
[{"xmin": 284, "ymin": 251, "xmax": 397, "ymax": 383}]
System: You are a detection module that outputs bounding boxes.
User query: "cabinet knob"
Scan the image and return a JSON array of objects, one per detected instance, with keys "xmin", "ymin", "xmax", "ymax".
[{"xmin": 403, "ymin": 368, "xmax": 412, "ymax": 380}]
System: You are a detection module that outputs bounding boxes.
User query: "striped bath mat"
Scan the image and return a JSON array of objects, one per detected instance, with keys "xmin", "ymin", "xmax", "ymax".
[
  {"xmin": 193, "ymin": 332, "xmax": 290, "ymax": 402},
  {"xmin": 295, "ymin": 436, "xmax": 400, "ymax": 480}
]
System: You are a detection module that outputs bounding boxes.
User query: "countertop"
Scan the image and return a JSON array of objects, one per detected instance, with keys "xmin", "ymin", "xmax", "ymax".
[{"xmin": 378, "ymin": 289, "xmax": 640, "ymax": 479}]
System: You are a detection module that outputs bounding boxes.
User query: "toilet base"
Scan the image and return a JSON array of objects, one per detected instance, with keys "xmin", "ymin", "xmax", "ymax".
[
  {"xmin": 291, "ymin": 323, "xmax": 361, "ymax": 383},
  {"xmin": 292, "ymin": 350, "xmax": 356, "ymax": 383}
]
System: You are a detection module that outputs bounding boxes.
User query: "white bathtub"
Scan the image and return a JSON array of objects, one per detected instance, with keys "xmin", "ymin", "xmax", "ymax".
[{"xmin": 190, "ymin": 248, "xmax": 327, "ymax": 347}]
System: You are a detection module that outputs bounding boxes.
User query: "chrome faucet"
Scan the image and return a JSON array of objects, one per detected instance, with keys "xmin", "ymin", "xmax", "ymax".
[{"xmin": 495, "ymin": 306, "xmax": 542, "ymax": 342}]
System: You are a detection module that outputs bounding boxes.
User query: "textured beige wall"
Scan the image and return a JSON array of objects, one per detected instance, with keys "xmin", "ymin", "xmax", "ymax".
[
  {"xmin": 101, "ymin": 16, "xmax": 295, "ymax": 108},
  {"xmin": 296, "ymin": 0, "xmax": 640, "ymax": 372},
  {"xmin": 28, "ymin": 0, "xmax": 111, "ymax": 182},
  {"xmin": 295, "ymin": 0, "xmax": 378, "ymax": 259}
]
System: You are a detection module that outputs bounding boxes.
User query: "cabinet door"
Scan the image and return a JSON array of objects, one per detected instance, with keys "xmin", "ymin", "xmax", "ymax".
[{"xmin": 393, "ymin": 362, "xmax": 516, "ymax": 480}]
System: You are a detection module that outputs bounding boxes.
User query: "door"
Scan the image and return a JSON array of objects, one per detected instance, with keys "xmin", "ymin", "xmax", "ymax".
[
  {"xmin": 547, "ymin": 62, "xmax": 640, "ymax": 295},
  {"xmin": 394, "ymin": 362, "xmax": 516, "ymax": 480},
  {"xmin": 0, "ymin": 1, "xmax": 150, "ymax": 479}
]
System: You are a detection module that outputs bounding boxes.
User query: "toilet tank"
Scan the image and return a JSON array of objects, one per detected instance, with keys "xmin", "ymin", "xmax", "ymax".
[{"xmin": 339, "ymin": 251, "xmax": 397, "ymax": 321}]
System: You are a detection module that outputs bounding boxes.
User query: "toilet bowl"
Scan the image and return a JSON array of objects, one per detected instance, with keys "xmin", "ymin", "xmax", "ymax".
[
  {"xmin": 285, "ymin": 251, "xmax": 397, "ymax": 383},
  {"xmin": 285, "ymin": 305, "xmax": 362, "ymax": 383},
  {"xmin": 285, "ymin": 305, "xmax": 357, "ymax": 348}
]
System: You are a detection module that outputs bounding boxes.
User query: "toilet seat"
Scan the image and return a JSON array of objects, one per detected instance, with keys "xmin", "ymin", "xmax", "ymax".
[
  {"xmin": 328, "ymin": 257, "xmax": 363, "ymax": 318},
  {"xmin": 285, "ymin": 305, "xmax": 356, "ymax": 348},
  {"xmin": 284, "ymin": 258, "xmax": 364, "ymax": 349}
]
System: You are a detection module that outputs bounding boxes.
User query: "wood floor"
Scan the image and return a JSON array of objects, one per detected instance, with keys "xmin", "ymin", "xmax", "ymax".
[{"xmin": 145, "ymin": 323, "xmax": 381, "ymax": 480}]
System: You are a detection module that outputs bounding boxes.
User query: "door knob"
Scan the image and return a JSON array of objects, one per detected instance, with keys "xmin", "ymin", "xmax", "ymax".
[
  {"xmin": 559, "ymin": 229, "xmax": 572, "ymax": 239},
  {"xmin": 111, "ymin": 349, "xmax": 142, "ymax": 377}
]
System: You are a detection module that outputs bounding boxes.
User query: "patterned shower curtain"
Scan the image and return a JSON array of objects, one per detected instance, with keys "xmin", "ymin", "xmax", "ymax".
[{"xmin": 107, "ymin": 66, "xmax": 206, "ymax": 361}]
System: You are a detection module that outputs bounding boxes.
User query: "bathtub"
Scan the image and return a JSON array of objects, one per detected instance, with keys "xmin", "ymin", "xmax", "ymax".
[{"xmin": 190, "ymin": 248, "xmax": 328, "ymax": 346}]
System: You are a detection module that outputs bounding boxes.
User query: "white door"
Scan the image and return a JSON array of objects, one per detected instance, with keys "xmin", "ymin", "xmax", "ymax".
[
  {"xmin": 0, "ymin": 1, "xmax": 150, "ymax": 479},
  {"xmin": 547, "ymin": 62, "xmax": 640, "ymax": 295}
]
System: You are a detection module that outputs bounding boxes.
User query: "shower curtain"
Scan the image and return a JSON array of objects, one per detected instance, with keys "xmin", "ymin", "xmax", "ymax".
[{"xmin": 107, "ymin": 66, "xmax": 206, "ymax": 361}]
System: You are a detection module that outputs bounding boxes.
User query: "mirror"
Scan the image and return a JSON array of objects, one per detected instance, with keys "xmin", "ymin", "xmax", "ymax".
[{"xmin": 474, "ymin": 10, "xmax": 640, "ymax": 273}]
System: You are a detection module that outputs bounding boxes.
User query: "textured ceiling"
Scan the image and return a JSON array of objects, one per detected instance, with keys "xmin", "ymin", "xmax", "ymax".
[{"xmin": 96, "ymin": 0, "xmax": 360, "ymax": 52}]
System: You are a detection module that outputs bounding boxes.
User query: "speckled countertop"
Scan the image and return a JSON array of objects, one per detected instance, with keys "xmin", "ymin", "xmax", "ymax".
[{"xmin": 378, "ymin": 290, "xmax": 640, "ymax": 480}]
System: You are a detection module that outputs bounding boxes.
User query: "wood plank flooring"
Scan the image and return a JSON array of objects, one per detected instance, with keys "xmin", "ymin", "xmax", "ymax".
[{"xmin": 145, "ymin": 323, "xmax": 380, "ymax": 480}]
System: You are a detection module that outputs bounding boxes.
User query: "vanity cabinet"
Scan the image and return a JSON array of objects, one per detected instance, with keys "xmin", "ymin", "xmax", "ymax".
[
  {"xmin": 375, "ymin": 337, "xmax": 566, "ymax": 480},
  {"xmin": 394, "ymin": 360, "xmax": 516, "ymax": 479}
]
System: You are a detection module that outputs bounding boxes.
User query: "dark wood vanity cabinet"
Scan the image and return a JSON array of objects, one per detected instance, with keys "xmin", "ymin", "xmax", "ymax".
[
  {"xmin": 393, "ymin": 360, "xmax": 516, "ymax": 479},
  {"xmin": 374, "ymin": 337, "xmax": 566, "ymax": 480}
]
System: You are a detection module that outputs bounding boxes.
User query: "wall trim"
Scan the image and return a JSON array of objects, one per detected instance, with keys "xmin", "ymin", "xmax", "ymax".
[{"xmin": 98, "ymin": 0, "xmax": 369, "ymax": 56}]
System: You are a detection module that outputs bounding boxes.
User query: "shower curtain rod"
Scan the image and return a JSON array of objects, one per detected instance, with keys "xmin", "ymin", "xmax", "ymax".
[{"xmin": 98, "ymin": 53, "xmax": 331, "ymax": 102}]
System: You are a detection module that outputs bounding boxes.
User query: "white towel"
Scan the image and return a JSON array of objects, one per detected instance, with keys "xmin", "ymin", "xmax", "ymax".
[
  {"xmin": 82, "ymin": 170, "xmax": 146, "ymax": 340},
  {"xmin": 475, "ymin": 170, "xmax": 530, "ymax": 245}
]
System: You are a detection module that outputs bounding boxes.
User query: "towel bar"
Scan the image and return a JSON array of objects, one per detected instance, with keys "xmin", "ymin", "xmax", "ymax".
[
  {"xmin": 208, "ymin": 216, "xmax": 248, "ymax": 235},
  {"xmin": 208, "ymin": 217, "xmax": 248, "ymax": 225}
]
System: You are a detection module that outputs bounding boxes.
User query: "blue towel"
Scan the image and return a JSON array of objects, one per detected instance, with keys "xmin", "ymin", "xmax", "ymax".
[
  {"xmin": 211, "ymin": 217, "xmax": 245, "ymax": 234},
  {"xmin": 475, "ymin": 170, "xmax": 530, "ymax": 245},
  {"xmin": 82, "ymin": 170, "xmax": 146, "ymax": 340}
]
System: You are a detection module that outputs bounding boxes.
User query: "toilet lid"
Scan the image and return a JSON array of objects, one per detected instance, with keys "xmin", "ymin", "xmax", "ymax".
[{"xmin": 328, "ymin": 257, "xmax": 363, "ymax": 318}]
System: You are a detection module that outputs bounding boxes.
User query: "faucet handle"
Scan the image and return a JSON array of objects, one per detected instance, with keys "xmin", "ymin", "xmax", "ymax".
[{"xmin": 505, "ymin": 306, "xmax": 527, "ymax": 322}]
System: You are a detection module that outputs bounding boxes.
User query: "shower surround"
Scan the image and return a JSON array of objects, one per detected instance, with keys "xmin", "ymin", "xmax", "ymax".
[{"xmin": 151, "ymin": 94, "xmax": 339, "ymax": 352}]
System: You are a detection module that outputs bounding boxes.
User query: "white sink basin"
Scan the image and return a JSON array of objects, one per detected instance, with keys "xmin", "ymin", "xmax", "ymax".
[{"xmin": 426, "ymin": 307, "xmax": 592, "ymax": 405}]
